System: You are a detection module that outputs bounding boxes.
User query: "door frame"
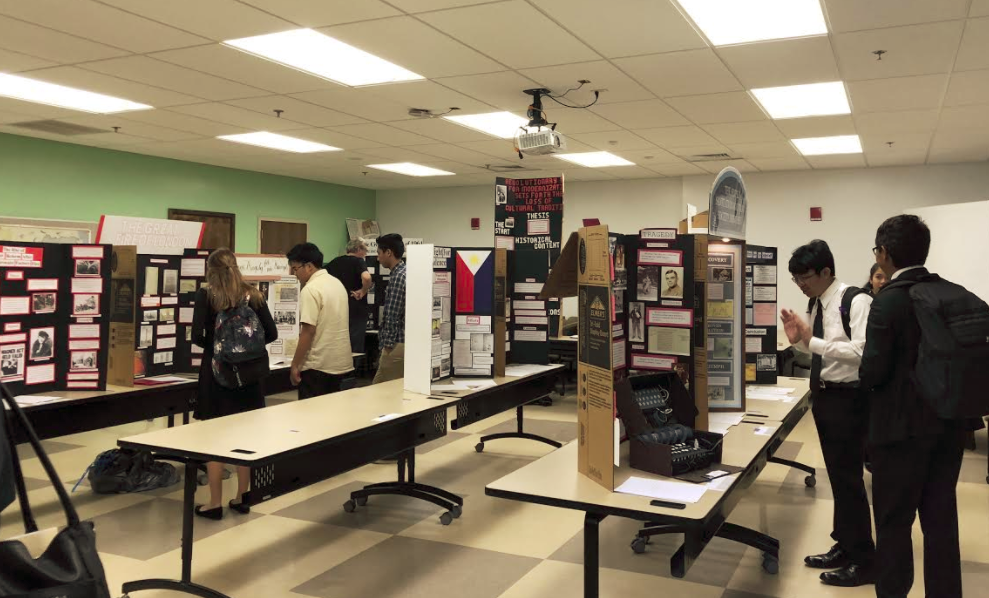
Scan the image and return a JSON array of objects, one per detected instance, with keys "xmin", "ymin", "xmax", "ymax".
[
  {"xmin": 258, "ymin": 217, "xmax": 309, "ymax": 254},
  {"xmin": 168, "ymin": 208, "xmax": 236, "ymax": 251}
]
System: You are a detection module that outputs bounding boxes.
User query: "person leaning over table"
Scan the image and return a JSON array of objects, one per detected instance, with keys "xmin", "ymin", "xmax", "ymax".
[
  {"xmin": 287, "ymin": 242, "xmax": 354, "ymax": 399},
  {"xmin": 373, "ymin": 233, "xmax": 406, "ymax": 384},
  {"xmin": 191, "ymin": 248, "xmax": 278, "ymax": 521}
]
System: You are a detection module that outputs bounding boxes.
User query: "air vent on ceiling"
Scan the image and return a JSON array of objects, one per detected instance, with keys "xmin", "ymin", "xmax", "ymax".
[
  {"xmin": 687, "ymin": 153, "xmax": 735, "ymax": 162},
  {"xmin": 9, "ymin": 120, "xmax": 108, "ymax": 136}
]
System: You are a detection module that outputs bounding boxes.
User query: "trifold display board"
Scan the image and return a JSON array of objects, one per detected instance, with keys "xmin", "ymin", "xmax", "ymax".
[
  {"xmin": 744, "ymin": 245, "xmax": 779, "ymax": 385},
  {"xmin": 238, "ymin": 254, "xmax": 298, "ymax": 366},
  {"xmin": 404, "ymin": 244, "xmax": 505, "ymax": 395},
  {"xmin": 706, "ymin": 242, "xmax": 746, "ymax": 411},
  {"xmin": 0, "ymin": 241, "xmax": 111, "ymax": 395},
  {"xmin": 363, "ymin": 254, "xmax": 380, "ymax": 331},
  {"xmin": 133, "ymin": 249, "xmax": 209, "ymax": 378},
  {"xmin": 623, "ymin": 229, "xmax": 711, "ymax": 427}
]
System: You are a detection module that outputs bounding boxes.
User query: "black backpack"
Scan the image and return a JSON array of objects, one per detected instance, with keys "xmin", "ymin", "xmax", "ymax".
[
  {"xmin": 807, "ymin": 286, "xmax": 867, "ymax": 340},
  {"xmin": 886, "ymin": 273, "xmax": 989, "ymax": 419}
]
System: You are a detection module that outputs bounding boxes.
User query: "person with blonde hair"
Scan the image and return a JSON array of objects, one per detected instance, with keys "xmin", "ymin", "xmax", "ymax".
[{"xmin": 191, "ymin": 248, "xmax": 278, "ymax": 520}]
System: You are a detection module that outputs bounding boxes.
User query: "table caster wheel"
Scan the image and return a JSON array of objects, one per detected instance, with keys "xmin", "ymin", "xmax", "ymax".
[
  {"xmin": 451, "ymin": 505, "xmax": 463, "ymax": 518},
  {"xmin": 355, "ymin": 496, "xmax": 368, "ymax": 506},
  {"xmin": 475, "ymin": 442, "xmax": 485, "ymax": 453},
  {"xmin": 440, "ymin": 511, "xmax": 453, "ymax": 526},
  {"xmin": 762, "ymin": 553, "xmax": 779, "ymax": 574},
  {"xmin": 804, "ymin": 475, "xmax": 816, "ymax": 488},
  {"xmin": 343, "ymin": 499, "xmax": 356, "ymax": 513},
  {"xmin": 630, "ymin": 537, "xmax": 647, "ymax": 554}
]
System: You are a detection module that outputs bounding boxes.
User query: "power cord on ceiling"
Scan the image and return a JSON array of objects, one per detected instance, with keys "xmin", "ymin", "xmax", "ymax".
[{"xmin": 544, "ymin": 89, "xmax": 600, "ymax": 109}]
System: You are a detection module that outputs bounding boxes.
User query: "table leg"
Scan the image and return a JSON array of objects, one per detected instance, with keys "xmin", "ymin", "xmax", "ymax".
[{"xmin": 584, "ymin": 512, "xmax": 606, "ymax": 598}]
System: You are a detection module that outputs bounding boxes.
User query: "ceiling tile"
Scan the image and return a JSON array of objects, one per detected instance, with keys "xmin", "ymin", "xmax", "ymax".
[
  {"xmin": 775, "ymin": 115, "xmax": 857, "ymax": 138},
  {"xmin": 433, "ymin": 72, "xmax": 539, "ymax": 113},
  {"xmin": 931, "ymin": 127, "xmax": 989, "ymax": 153},
  {"xmin": 325, "ymin": 122, "xmax": 437, "ymax": 146},
  {"xmin": 364, "ymin": 80, "xmax": 495, "ymax": 115},
  {"xmin": 0, "ymin": 15, "xmax": 128, "ymax": 62},
  {"xmin": 665, "ymin": 92, "xmax": 767, "ymax": 124},
  {"xmin": 594, "ymin": 165, "xmax": 662, "ymax": 179},
  {"xmin": 954, "ymin": 17, "xmax": 989, "ymax": 72},
  {"xmin": 608, "ymin": 148, "xmax": 682, "ymax": 164},
  {"xmin": 561, "ymin": 168, "xmax": 617, "ymax": 182},
  {"xmin": 823, "ymin": 0, "xmax": 970, "ymax": 33},
  {"xmin": 833, "ymin": 21, "xmax": 964, "ymax": 81},
  {"xmin": 806, "ymin": 154, "xmax": 867, "ymax": 169},
  {"xmin": 386, "ymin": 118, "xmax": 492, "ymax": 143},
  {"xmin": 412, "ymin": 143, "xmax": 518, "ymax": 167},
  {"xmin": 238, "ymin": 0, "xmax": 400, "ymax": 27},
  {"xmin": 0, "ymin": 0, "xmax": 208, "ymax": 53},
  {"xmin": 702, "ymin": 121, "xmax": 784, "ymax": 144},
  {"xmin": 168, "ymin": 103, "xmax": 311, "ymax": 131},
  {"xmin": 589, "ymin": 99, "xmax": 689, "ymax": 129},
  {"xmin": 97, "ymin": 0, "xmax": 295, "ymax": 41},
  {"xmin": 529, "ymin": 0, "xmax": 706, "ymax": 58},
  {"xmin": 927, "ymin": 146, "xmax": 989, "ymax": 163},
  {"xmin": 716, "ymin": 36, "xmax": 840, "ymax": 88},
  {"xmin": 118, "ymin": 109, "xmax": 251, "ymax": 137},
  {"xmin": 387, "ymin": 0, "xmax": 492, "ymax": 11},
  {"xmin": 847, "ymin": 74, "xmax": 948, "ymax": 112},
  {"xmin": 973, "ymin": 0, "xmax": 989, "ymax": 17},
  {"xmin": 666, "ymin": 144, "xmax": 733, "ymax": 159},
  {"xmin": 78, "ymin": 56, "xmax": 267, "ymax": 102},
  {"xmin": 747, "ymin": 157, "xmax": 811, "ymax": 171},
  {"xmin": 939, "ymin": 104, "xmax": 989, "ymax": 129},
  {"xmin": 57, "ymin": 114, "xmax": 202, "ymax": 141},
  {"xmin": 282, "ymin": 128, "xmax": 387, "ymax": 150},
  {"xmin": 859, "ymin": 131, "xmax": 931, "ymax": 152},
  {"xmin": 615, "ymin": 49, "xmax": 743, "ymax": 98},
  {"xmin": 152, "ymin": 45, "xmax": 340, "ymax": 94},
  {"xmin": 418, "ymin": 1, "xmax": 600, "ymax": 69},
  {"xmin": 0, "ymin": 47, "xmax": 56, "ymax": 72},
  {"xmin": 726, "ymin": 141, "xmax": 799, "ymax": 158},
  {"xmin": 321, "ymin": 17, "xmax": 504, "ymax": 79},
  {"xmin": 224, "ymin": 96, "xmax": 368, "ymax": 127},
  {"xmin": 854, "ymin": 110, "xmax": 941, "ymax": 135},
  {"xmin": 568, "ymin": 130, "xmax": 656, "ymax": 151},
  {"xmin": 289, "ymin": 87, "xmax": 414, "ymax": 122},
  {"xmin": 697, "ymin": 160, "xmax": 758, "ymax": 174},
  {"xmin": 358, "ymin": 145, "xmax": 443, "ymax": 162},
  {"xmin": 549, "ymin": 109, "xmax": 620, "ymax": 134},
  {"xmin": 20, "ymin": 66, "xmax": 204, "ymax": 107},
  {"xmin": 646, "ymin": 161, "xmax": 708, "ymax": 176},
  {"xmin": 944, "ymin": 69, "xmax": 989, "ymax": 106},
  {"xmin": 865, "ymin": 148, "xmax": 929, "ymax": 167},
  {"xmin": 457, "ymin": 138, "xmax": 580, "ymax": 159},
  {"xmin": 636, "ymin": 125, "xmax": 718, "ymax": 148},
  {"xmin": 519, "ymin": 61, "xmax": 654, "ymax": 105}
]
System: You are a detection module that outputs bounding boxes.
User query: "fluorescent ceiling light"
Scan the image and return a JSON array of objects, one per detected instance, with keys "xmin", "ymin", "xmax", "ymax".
[
  {"xmin": 443, "ymin": 112, "xmax": 530, "ymax": 139},
  {"xmin": 556, "ymin": 152, "xmax": 635, "ymax": 167},
  {"xmin": 0, "ymin": 73, "xmax": 151, "ymax": 114},
  {"xmin": 224, "ymin": 29, "xmax": 423, "ymax": 87},
  {"xmin": 367, "ymin": 163, "xmax": 455, "ymax": 177},
  {"xmin": 792, "ymin": 135, "xmax": 862, "ymax": 156},
  {"xmin": 218, "ymin": 132, "xmax": 340, "ymax": 153},
  {"xmin": 676, "ymin": 0, "xmax": 827, "ymax": 46},
  {"xmin": 751, "ymin": 82, "xmax": 850, "ymax": 119}
]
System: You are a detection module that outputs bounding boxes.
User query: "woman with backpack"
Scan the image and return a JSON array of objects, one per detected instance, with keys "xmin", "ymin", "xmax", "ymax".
[{"xmin": 191, "ymin": 248, "xmax": 278, "ymax": 520}]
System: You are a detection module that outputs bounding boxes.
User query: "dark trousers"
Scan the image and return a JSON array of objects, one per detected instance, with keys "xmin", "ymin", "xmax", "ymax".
[
  {"xmin": 298, "ymin": 369, "xmax": 345, "ymax": 400},
  {"xmin": 812, "ymin": 387, "xmax": 875, "ymax": 565},
  {"xmin": 871, "ymin": 427, "xmax": 967, "ymax": 598},
  {"xmin": 349, "ymin": 315, "xmax": 366, "ymax": 354}
]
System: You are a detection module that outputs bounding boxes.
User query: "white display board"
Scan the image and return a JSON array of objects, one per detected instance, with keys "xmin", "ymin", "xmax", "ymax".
[
  {"xmin": 96, "ymin": 215, "xmax": 204, "ymax": 255},
  {"xmin": 403, "ymin": 244, "xmax": 434, "ymax": 395},
  {"xmin": 910, "ymin": 201, "xmax": 989, "ymax": 302}
]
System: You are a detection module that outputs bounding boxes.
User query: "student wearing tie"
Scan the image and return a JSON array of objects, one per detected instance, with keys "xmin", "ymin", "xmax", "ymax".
[{"xmin": 780, "ymin": 240, "xmax": 875, "ymax": 587}]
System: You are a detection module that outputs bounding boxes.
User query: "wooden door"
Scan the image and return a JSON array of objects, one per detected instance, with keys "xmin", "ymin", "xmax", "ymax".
[
  {"xmin": 260, "ymin": 219, "xmax": 308, "ymax": 255},
  {"xmin": 168, "ymin": 209, "xmax": 235, "ymax": 251}
]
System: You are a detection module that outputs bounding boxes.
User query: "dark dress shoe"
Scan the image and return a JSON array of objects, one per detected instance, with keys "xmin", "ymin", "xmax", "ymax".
[
  {"xmin": 820, "ymin": 563, "xmax": 874, "ymax": 587},
  {"xmin": 805, "ymin": 544, "xmax": 849, "ymax": 569},
  {"xmin": 194, "ymin": 505, "xmax": 223, "ymax": 520},
  {"xmin": 229, "ymin": 498, "xmax": 250, "ymax": 515}
]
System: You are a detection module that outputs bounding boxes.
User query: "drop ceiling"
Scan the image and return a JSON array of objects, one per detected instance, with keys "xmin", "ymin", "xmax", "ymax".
[{"xmin": 0, "ymin": 0, "xmax": 986, "ymax": 190}]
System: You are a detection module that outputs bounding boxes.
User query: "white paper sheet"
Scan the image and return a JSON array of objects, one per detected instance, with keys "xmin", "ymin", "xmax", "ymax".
[
  {"xmin": 430, "ymin": 379, "xmax": 498, "ymax": 392},
  {"xmin": 504, "ymin": 363, "xmax": 560, "ymax": 377},
  {"xmin": 15, "ymin": 395, "xmax": 60, "ymax": 405},
  {"xmin": 615, "ymin": 476, "xmax": 707, "ymax": 503},
  {"xmin": 706, "ymin": 473, "xmax": 739, "ymax": 492}
]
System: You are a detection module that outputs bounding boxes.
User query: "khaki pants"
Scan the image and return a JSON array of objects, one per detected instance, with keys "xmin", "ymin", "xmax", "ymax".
[{"xmin": 373, "ymin": 343, "xmax": 405, "ymax": 384}]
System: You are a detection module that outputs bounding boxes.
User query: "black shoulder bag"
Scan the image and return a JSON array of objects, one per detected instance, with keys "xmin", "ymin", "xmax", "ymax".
[{"xmin": 0, "ymin": 383, "xmax": 111, "ymax": 598}]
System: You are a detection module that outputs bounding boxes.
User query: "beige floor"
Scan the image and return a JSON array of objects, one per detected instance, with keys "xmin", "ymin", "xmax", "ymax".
[{"xmin": 3, "ymin": 389, "xmax": 988, "ymax": 598}]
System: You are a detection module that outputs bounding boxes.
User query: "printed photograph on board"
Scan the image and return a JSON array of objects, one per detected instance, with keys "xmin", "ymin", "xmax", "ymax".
[
  {"xmin": 710, "ymin": 267, "xmax": 733, "ymax": 282},
  {"xmin": 495, "ymin": 184, "xmax": 507, "ymax": 205},
  {"xmin": 1, "ymin": 345, "xmax": 25, "ymax": 379},
  {"xmin": 31, "ymin": 292, "xmax": 56, "ymax": 314},
  {"xmin": 708, "ymin": 386, "xmax": 727, "ymax": 402},
  {"xmin": 75, "ymin": 259, "xmax": 100, "ymax": 276},
  {"xmin": 636, "ymin": 266, "xmax": 659, "ymax": 302},
  {"xmin": 713, "ymin": 337, "xmax": 734, "ymax": 360},
  {"xmin": 179, "ymin": 279, "xmax": 198, "ymax": 293},
  {"xmin": 274, "ymin": 309, "xmax": 297, "ymax": 326},
  {"xmin": 70, "ymin": 351, "xmax": 97, "ymax": 371},
  {"xmin": 628, "ymin": 302, "xmax": 645, "ymax": 342},
  {"xmin": 757, "ymin": 354, "xmax": 777, "ymax": 371},
  {"xmin": 73, "ymin": 293, "xmax": 100, "ymax": 316},
  {"xmin": 162, "ymin": 270, "xmax": 178, "ymax": 295},
  {"xmin": 661, "ymin": 266, "xmax": 685, "ymax": 299},
  {"xmin": 29, "ymin": 327, "xmax": 54, "ymax": 361},
  {"xmin": 159, "ymin": 307, "xmax": 175, "ymax": 323}
]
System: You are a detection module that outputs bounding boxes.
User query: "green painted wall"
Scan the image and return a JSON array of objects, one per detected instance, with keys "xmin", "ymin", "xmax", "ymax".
[{"xmin": 0, "ymin": 132, "xmax": 375, "ymax": 256}]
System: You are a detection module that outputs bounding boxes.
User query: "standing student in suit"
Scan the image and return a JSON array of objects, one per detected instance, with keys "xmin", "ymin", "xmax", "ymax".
[
  {"xmin": 860, "ymin": 215, "xmax": 984, "ymax": 598},
  {"xmin": 780, "ymin": 240, "xmax": 875, "ymax": 587}
]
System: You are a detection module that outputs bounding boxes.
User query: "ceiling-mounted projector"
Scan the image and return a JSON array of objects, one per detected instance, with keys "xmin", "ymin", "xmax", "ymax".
[{"xmin": 516, "ymin": 129, "xmax": 567, "ymax": 155}]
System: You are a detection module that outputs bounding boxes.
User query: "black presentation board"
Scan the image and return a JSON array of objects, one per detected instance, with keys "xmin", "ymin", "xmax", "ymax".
[
  {"xmin": 0, "ymin": 241, "xmax": 111, "ymax": 395},
  {"xmin": 745, "ymin": 245, "xmax": 779, "ymax": 385}
]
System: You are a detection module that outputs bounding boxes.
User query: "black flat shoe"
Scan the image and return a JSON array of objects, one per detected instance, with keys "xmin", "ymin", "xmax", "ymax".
[
  {"xmin": 821, "ymin": 563, "xmax": 874, "ymax": 587},
  {"xmin": 229, "ymin": 499, "xmax": 250, "ymax": 515},
  {"xmin": 805, "ymin": 544, "xmax": 849, "ymax": 569},
  {"xmin": 194, "ymin": 505, "xmax": 223, "ymax": 520}
]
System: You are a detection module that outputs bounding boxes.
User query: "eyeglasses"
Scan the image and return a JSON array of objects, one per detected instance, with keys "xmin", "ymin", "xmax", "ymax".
[
  {"xmin": 791, "ymin": 272, "xmax": 817, "ymax": 285},
  {"xmin": 872, "ymin": 246, "xmax": 882, "ymax": 256}
]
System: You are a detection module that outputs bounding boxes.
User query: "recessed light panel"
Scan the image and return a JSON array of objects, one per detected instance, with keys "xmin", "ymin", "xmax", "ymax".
[
  {"xmin": 218, "ymin": 132, "xmax": 341, "ymax": 153},
  {"xmin": 443, "ymin": 112, "xmax": 530, "ymax": 139},
  {"xmin": 751, "ymin": 82, "xmax": 850, "ymax": 119},
  {"xmin": 0, "ymin": 73, "xmax": 151, "ymax": 114},
  {"xmin": 676, "ymin": 0, "xmax": 827, "ymax": 46},
  {"xmin": 792, "ymin": 135, "xmax": 862, "ymax": 156},
  {"xmin": 367, "ymin": 163, "xmax": 455, "ymax": 177}
]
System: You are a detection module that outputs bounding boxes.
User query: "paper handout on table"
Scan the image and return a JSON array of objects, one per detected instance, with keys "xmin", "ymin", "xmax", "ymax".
[
  {"xmin": 14, "ymin": 395, "xmax": 60, "ymax": 405},
  {"xmin": 706, "ymin": 473, "xmax": 739, "ymax": 492},
  {"xmin": 430, "ymin": 379, "xmax": 498, "ymax": 393},
  {"xmin": 615, "ymin": 476, "xmax": 707, "ymax": 504},
  {"xmin": 504, "ymin": 363, "xmax": 560, "ymax": 377},
  {"xmin": 747, "ymin": 386, "xmax": 796, "ymax": 395},
  {"xmin": 708, "ymin": 412, "xmax": 745, "ymax": 435}
]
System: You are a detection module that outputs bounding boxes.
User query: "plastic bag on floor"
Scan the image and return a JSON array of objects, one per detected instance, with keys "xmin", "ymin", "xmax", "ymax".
[{"xmin": 86, "ymin": 449, "xmax": 180, "ymax": 494}]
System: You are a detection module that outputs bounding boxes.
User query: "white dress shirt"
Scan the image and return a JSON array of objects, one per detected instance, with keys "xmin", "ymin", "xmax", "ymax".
[
  {"xmin": 794, "ymin": 280, "xmax": 873, "ymax": 383},
  {"xmin": 891, "ymin": 265, "xmax": 924, "ymax": 280}
]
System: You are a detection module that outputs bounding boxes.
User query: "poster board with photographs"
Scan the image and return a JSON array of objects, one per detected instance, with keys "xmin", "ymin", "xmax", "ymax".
[
  {"xmin": 706, "ymin": 242, "xmax": 746, "ymax": 412},
  {"xmin": 0, "ymin": 241, "xmax": 111, "ymax": 395},
  {"xmin": 625, "ymin": 230, "xmax": 710, "ymax": 428},
  {"xmin": 452, "ymin": 247, "xmax": 499, "ymax": 378},
  {"xmin": 745, "ymin": 245, "xmax": 779, "ymax": 385},
  {"xmin": 237, "ymin": 254, "xmax": 298, "ymax": 367},
  {"xmin": 430, "ymin": 247, "xmax": 453, "ymax": 384}
]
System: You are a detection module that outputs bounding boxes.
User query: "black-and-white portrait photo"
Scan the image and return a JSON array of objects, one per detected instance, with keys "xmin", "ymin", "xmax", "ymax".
[
  {"xmin": 30, "ymin": 327, "xmax": 54, "ymax": 360},
  {"xmin": 661, "ymin": 267, "xmax": 685, "ymax": 299},
  {"xmin": 495, "ymin": 184, "xmax": 508, "ymax": 205},
  {"xmin": 636, "ymin": 266, "xmax": 658, "ymax": 302},
  {"xmin": 629, "ymin": 302, "xmax": 644, "ymax": 342}
]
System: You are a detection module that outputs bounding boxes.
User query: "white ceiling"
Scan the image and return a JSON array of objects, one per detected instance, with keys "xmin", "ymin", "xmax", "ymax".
[{"xmin": 0, "ymin": 0, "xmax": 987, "ymax": 190}]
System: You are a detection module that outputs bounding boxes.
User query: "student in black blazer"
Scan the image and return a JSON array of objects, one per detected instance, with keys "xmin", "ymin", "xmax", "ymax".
[{"xmin": 860, "ymin": 214, "xmax": 983, "ymax": 598}]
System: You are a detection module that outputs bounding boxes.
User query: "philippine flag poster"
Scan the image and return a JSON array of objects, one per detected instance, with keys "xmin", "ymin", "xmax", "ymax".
[{"xmin": 455, "ymin": 250, "xmax": 494, "ymax": 313}]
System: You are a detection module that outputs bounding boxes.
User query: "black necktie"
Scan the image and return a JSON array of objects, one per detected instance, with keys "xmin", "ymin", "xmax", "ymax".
[{"xmin": 810, "ymin": 298, "xmax": 824, "ymax": 389}]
